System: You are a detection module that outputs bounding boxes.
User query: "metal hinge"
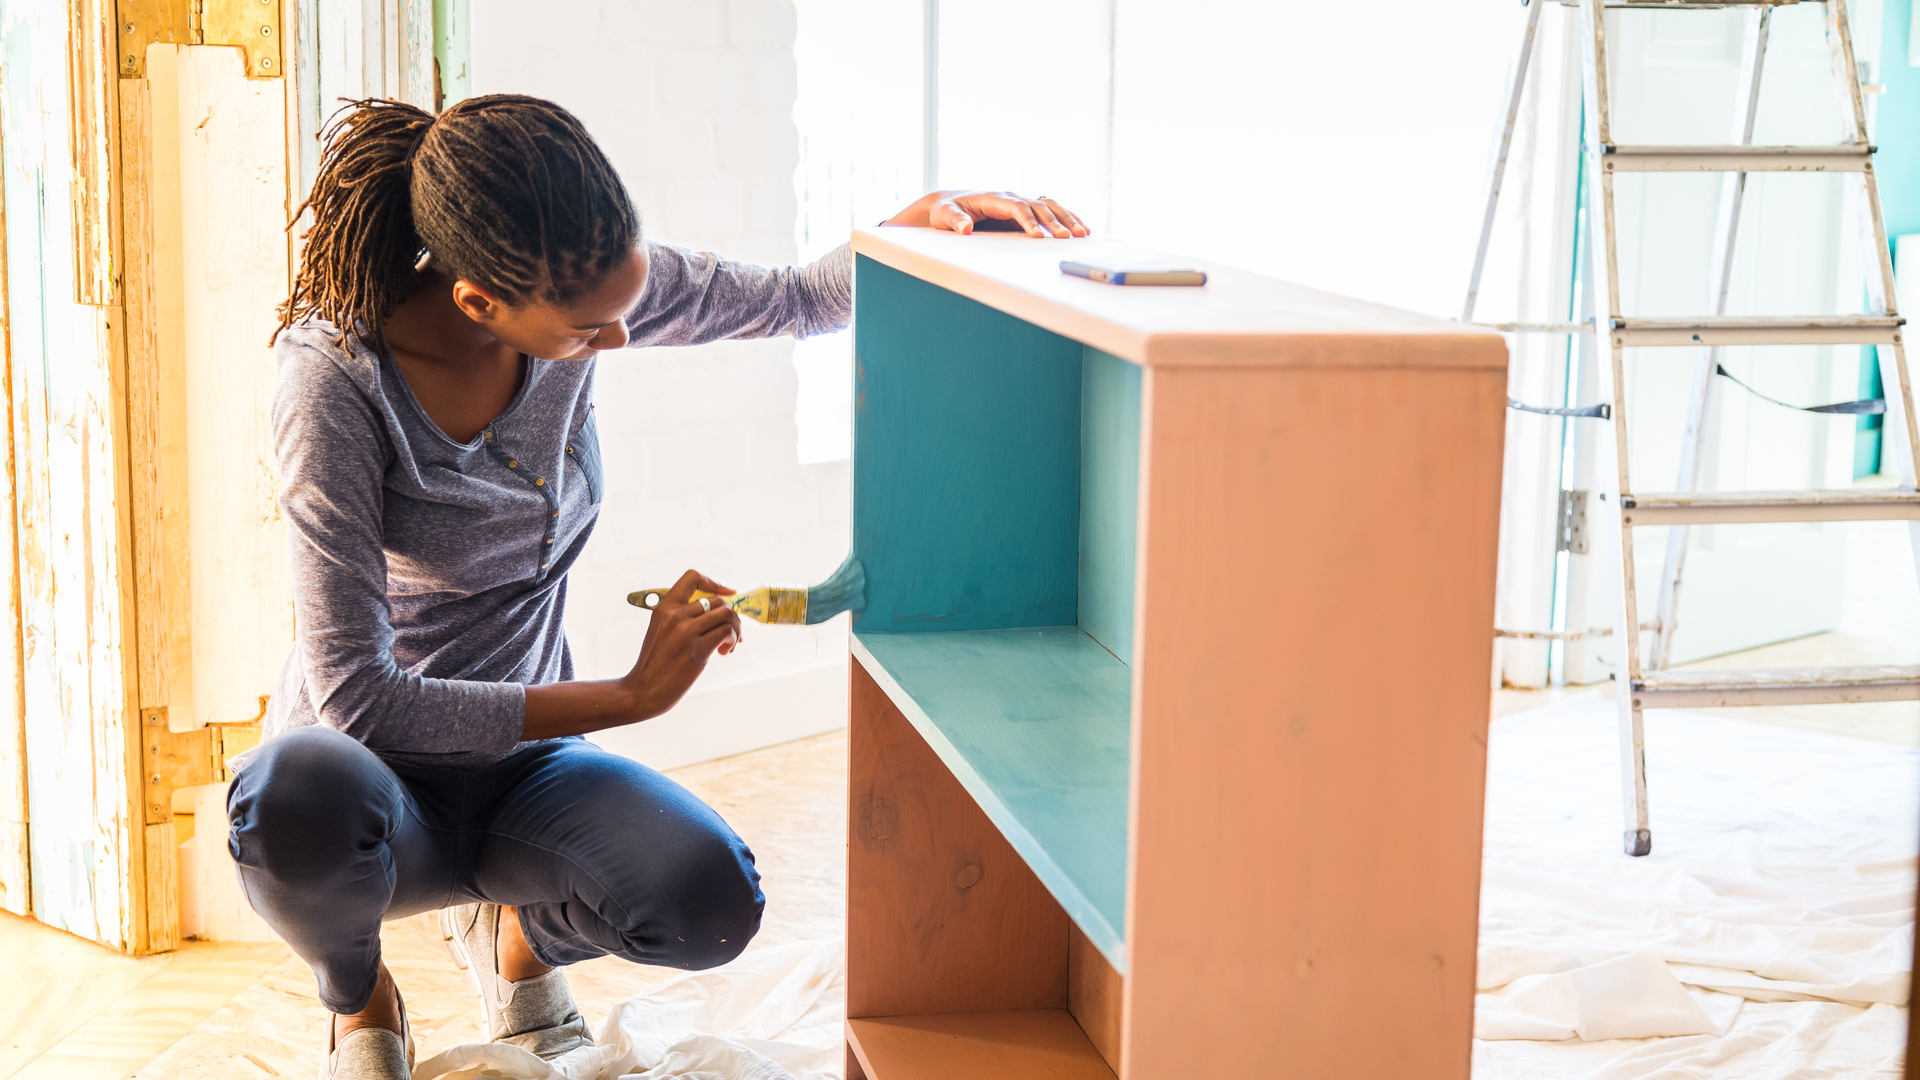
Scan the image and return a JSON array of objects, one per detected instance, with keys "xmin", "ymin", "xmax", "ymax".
[
  {"xmin": 140, "ymin": 705, "xmax": 265, "ymax": 824},
  {"xmin": 1555, "ymin": 489, "xmax": 1592, "ymax": 555},
  {"xmin": 117, "ymin": 0, "xmax": 282, "ymax": 80}
]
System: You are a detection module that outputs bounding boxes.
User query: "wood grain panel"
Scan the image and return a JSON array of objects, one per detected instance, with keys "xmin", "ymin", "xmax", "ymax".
[
  {"xmin": 847, "ymin": 659, "xmax": 1068, "ymax": 1019},
  {"xmin": 847, "ymin": 1011, "xmax": 1114, "ymax": 1080},
  {"xmin": 117, "ymin": 77, "xmax": 169, "ymax": 717},
  {"xmin": 167, "ymin": 46, "xmax": 295, "ymax": 731},
  {"xmin": 1123, "ymin": 360, "xmax": 1505, "ymax": 1079},
  {"xmin": 143, "ymin": 820, "xmax": 177, "ymax": 953},
  {"xmin": 1066, "ymin": 924, "xmax": 1121, "ymax": 1074}
]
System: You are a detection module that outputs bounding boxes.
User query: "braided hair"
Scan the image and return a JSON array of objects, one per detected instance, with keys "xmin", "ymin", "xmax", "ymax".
[{"xmin": 276, "ymin": 95, "xmax": 640, "ymax": 353}]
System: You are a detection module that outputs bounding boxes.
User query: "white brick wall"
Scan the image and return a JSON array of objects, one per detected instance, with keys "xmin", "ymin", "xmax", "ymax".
[{"xmin": 473, "ymin": 0, "xmax": 850, "ymax": 770}]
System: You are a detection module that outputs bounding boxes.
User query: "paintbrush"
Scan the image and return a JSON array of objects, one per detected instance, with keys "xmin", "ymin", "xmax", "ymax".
[{"xmin": 627, "ymin": 554, "xmax": 866, "ymax": 626}]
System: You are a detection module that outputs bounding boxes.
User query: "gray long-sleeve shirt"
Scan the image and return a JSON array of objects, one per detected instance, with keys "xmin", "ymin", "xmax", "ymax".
[{"xmin": 259, "ymin": 241, "xmax": 853, "ymax": 770}]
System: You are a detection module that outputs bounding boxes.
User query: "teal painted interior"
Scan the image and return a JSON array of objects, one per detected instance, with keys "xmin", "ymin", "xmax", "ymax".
[
  {"xmin": 854, "ymin": 629, "xmax": 1132, "ymax": 972},
  {"xmin": 851, "ymin": 257, "xmax": 1144, "ymax": 968},
  {"xmin": 852, "ymin": 256, "xmax": 1083, "ymax": 631},
  {"xmin": 1078, "ymin": 348, "xmax": 1141, "ymax": 664}
]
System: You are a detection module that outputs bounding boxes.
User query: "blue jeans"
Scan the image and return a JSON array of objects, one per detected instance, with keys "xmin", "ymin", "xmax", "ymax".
[{"xmin": 227, "ymin": 727, "xmax": 764, "ymax": 1014}]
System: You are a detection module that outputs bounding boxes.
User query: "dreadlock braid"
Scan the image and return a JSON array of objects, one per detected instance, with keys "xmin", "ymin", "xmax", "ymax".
[{"xmin": 276, "ymin": 94, "xmax": 641, "ymax": 354}]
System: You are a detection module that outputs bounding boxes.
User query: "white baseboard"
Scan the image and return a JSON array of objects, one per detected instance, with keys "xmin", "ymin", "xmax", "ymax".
[{"xmin": 589, "ymin": 659, "xmax": 849, "ymax": 773}]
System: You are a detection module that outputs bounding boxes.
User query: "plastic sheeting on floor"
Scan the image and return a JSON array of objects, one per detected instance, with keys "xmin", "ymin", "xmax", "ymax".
[
  {"xmin": 1473, "ymin": 692, "xmax": 1915, "ymax": 1079},
  {"xmin": 413, "ymin": 690, "xmax": 1913, "ymax": 1080},
  {"xmin": 411, "ymin": 938, "xmax": 845, "ymax": 1080}
]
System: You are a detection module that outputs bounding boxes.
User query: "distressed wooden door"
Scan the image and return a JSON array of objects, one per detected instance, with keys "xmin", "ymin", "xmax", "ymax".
[
  {"xmin": 0, "ymin": 0, "xmax": 306, "ymax": 952},
  {"xmin": 0, "ymin": 0, "xmax": 146, "ymax": 946}
]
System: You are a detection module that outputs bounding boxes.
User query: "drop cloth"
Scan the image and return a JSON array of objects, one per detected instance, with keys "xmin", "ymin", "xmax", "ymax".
[
  {"xmin": 1473, "ymin": 691, "xmax": 1915, "ymax": 1078},
  {"xmin": 411, "ymin": 938, "xmax": 846, "ymax": 1080},
  {"xmin": 413, "ymin": 690, "xmax": 1914, "ymax": 1080}
]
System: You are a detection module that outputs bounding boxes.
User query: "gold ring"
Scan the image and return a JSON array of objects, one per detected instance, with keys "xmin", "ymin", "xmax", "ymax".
[{"xmin": 698, "ymin": 597, "xmax": 711, "ymax": 612}]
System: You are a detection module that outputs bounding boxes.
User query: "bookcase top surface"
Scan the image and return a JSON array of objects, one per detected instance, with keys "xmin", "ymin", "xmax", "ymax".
[{"xmin": 851, "ymin": 227, "xmax": 1506, "ymax": 369}]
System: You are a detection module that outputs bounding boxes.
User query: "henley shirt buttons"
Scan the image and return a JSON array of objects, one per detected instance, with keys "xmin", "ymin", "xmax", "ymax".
[
  {"xmin": 534, "ymin": 477, "xmax": 545, "ymax": 486},
  {"xmin": 508, "ymin": 459, "xmax": 518, "ymax": 468}
]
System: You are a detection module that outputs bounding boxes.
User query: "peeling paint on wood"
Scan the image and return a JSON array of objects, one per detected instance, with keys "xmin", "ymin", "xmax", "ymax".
[{"xmin": 4, "ymin": 0, "xmax": 141, "ymax": 949}]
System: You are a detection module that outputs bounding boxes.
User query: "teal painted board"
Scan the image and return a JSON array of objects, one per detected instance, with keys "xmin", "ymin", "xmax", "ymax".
[
  {"xmin": 853, "ymin": 628, "xmax": 1131, "ymax": 972},
  {"xmin": 1077, "ymin": 348, "xmax": 1140, "ymax": 665},
  {"xmin": 852, "ymin": 256, "xmax": 1083, "ymax": 631}
]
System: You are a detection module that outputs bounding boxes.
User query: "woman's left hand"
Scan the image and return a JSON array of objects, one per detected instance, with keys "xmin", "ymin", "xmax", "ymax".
[{"xmin": 885, "ymin": 190, "xmax": 1090, "ymax": 238}]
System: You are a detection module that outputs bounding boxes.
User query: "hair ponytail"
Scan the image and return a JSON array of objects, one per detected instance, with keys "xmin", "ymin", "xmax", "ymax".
[
  {"xmin": 277, "ymin": 94, "xmax": 639, "ymax": 353},
  {"xmin": 277, "ymin": 98, "xmax": 433, "ymax": 352}
]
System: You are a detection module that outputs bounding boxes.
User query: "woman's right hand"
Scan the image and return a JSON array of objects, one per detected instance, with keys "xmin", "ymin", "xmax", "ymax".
[
  {"xmin": 521, "ymin": 569, "xmax": 742, "ymax": 740},
  {"xmin": 621, "ymin": 569, "xmax": 744, "ymax": 718}
]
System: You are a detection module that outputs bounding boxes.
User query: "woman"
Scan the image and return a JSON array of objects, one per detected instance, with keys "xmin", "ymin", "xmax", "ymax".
[{"xmin": 229, "ymin": 93, "xmax": 1087, "ymax": 1080}]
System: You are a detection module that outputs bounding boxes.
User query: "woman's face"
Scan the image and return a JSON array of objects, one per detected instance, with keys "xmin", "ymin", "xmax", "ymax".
[{"xmin": 455, "ymin": 247, "xmax": 649, "ymax": 361}]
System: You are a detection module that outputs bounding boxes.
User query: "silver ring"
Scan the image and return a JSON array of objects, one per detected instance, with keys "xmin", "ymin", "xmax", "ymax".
[{"xmin": 698, "ymin": 597, "xmax": 711, "ymax": 612}]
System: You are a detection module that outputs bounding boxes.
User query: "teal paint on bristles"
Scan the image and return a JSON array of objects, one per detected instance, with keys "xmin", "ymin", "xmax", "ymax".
[
  {"xmin": 626, "ymin": 554, "xmax": 865, "ymax": 626},
  {"xmin": 800, "ymin": 553, "xmax": 866, "ymax": 624}
]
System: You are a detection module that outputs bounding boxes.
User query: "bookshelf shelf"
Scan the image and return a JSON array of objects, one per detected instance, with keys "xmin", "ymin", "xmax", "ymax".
[{"xmin": 854, "ymin": 628, "xmax": 1130, "ymax": 971}]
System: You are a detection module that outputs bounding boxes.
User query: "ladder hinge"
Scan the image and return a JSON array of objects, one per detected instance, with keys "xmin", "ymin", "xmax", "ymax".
[
  {"xmin": 117, "ymin": 0, "xmax": 282, "ymax": 80},
  {"xmin": 140, "ymin": 706, "xmax": 265, "ymax": 825},
  {"xmin": 1557, "ymin": 489, "xmax": 1593, "ymax": 555}
]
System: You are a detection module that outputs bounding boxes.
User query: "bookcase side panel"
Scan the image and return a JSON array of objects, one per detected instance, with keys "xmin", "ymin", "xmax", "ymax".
[
  {"xmin": 852, "ymin": 256, "xmax": 1083, "ymax": 633},
  {"xmin": 847, "ymin": 657, "xmax": 1071, "ymax": 1018},
  {"xmin": 1122, "ymin": 355, "xmax": 1507, "ymax": 1079}
]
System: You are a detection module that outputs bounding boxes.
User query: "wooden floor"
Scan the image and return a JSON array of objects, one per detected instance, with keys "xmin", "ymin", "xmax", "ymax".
[
  {"xmin": 6, "ymin": 591, "xmax": 1915, "ymax": 1080},
  {"xmin": 4, "ymin": 729, "xmax": 849, "ymax": 1080}
]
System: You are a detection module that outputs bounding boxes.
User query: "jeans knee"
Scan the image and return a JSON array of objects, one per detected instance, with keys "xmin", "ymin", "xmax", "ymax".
[
  {"xmin": 652, "ymin": 836, "xmax": 765, "ymax": 970},
  {"xmin": 227, "ymin": 727, "xmax": 396, "ymax": 881}
]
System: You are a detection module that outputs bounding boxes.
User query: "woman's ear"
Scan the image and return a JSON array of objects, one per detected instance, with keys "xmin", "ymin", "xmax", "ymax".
[{"xmin": 450, "ymin": 278, "xmax": 508, "ymax": 326}]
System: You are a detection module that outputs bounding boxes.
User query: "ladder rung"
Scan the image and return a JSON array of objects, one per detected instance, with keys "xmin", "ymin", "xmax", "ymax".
[
  {"xmin": 1599, "ymin": 144, "xmax": 1872, "ymax": 173},
  {"xmin": 1631, "ymin": 665, "xmax": 1920, "ymax": 707},
  {"xmin": 1621, "ymin": 489, "xmax": 1920, "ymax": 525},
  {"xmin": 1610, "ymin": 316, "xmax": 1904, "ymax": 347}
]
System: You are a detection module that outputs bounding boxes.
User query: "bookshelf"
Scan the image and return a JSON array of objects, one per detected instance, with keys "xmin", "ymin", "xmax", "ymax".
[{"xmin": 843, "ymin": 226, "xmax": 1508, "ymax": 1079}]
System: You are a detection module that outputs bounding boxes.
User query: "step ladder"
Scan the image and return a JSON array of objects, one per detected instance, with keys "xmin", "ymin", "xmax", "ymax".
[{"xmin": 1466, "ymin": 0, "xmax": 1920, "ymax": 856}]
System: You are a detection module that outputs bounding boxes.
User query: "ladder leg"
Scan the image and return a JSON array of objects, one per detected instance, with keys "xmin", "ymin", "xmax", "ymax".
[
  {"xmin": 1607, "ymin": 330, "xmax": 1651, "ymax": 857},
  {"xmin": 1650, "ymin": 7, "xmax": 1770, "ymax": 672},
  {"xmin": 1579, "ymin": 0, "xmax": 1651, "ymax": 855},
  {"xmin": 1462, "ymin": 0, "xmax": 1545, "ymax": 322},
  {"xmin": 1618, "ymin": 684, "xmax": 1651, "ymax": 857}
]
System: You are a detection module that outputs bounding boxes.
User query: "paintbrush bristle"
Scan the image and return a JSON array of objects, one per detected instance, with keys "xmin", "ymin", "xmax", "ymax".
[{"xmin": 804, "ymin": 554, "xmax": 866, "ymax": 624}]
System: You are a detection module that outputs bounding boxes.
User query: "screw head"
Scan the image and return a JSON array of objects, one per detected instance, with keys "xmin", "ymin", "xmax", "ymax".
[
  {"xmin": 262, "ymin": 57, "xmax": 273, "ymax": 68},
  {"xmin": 124, "ymin": 22, "xmax": 134, "ymax": 32},
  {"xmin": 261, "ymin": 24, "xmax": 272, "ymax": 35}
]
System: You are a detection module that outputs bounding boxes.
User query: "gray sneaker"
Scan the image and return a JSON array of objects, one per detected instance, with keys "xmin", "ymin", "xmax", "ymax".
[
  {"xmin": 440, "ymin": 902, "xmax": 594, "ymax": 1060},
  {"xmin": 320, "ymin": 988, "xmax": 414, "ymax": 1080}
]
